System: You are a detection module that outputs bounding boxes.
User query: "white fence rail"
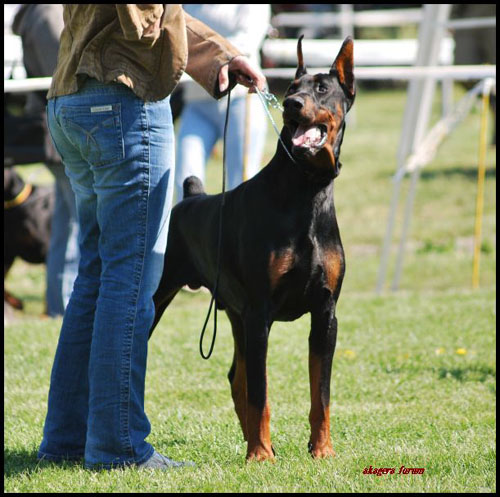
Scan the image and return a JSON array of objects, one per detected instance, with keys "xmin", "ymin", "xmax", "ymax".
[
  {"xmin": 4, "ymin": 65, "xmax": 496, "ymax": 94},
  {"xmin": 272, "ymin": 8, "xmax": 423, "ymax": 29},
  {"xmin": 271, "ymin": 9, "xmax": 495, "ymax": 30},
  {"xmin": 262, "ymin": 38, "xmax": 454, "ymax": 67}
]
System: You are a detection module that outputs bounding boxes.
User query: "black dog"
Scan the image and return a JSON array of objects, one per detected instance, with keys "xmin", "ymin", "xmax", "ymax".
[
  {"xmin": 152, "ymin": 36, "xmax": 355, "ymax": 461},
  {"xmin": 4, "ymin": 167, "xmax": 54, "ymax": 309}
]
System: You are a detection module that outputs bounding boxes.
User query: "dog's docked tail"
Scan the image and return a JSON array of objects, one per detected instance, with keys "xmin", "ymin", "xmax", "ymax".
[{"xmin": 183, "ymin": 176, "xmax": 206, "ymax": 199}]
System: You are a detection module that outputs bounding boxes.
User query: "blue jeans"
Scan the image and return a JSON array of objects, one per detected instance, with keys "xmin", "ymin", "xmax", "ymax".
[
  {"xmin": 39, "ymin": 79, "xmax": 175, "ymax": 468},
  {"xmin": 175, "ymin": 95, "xmax": 266, "ymax": 202},
  {"xmin": 45, "ymin": 163, "xmax": 80, "ymax": 317}
]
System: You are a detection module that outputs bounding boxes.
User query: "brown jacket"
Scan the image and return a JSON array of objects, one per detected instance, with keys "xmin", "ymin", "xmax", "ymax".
[{"xmin": 48, "ymin": 4, "xmax": 242, "ymax": 102}]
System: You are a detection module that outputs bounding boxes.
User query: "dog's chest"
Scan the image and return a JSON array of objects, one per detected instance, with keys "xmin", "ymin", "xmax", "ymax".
[{"xmin": 267, "ymin": 236, "xmax": 343, "ymax": 319}]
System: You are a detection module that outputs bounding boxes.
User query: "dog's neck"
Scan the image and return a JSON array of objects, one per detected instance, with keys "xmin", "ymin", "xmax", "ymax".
[
  {"xmin": 4, "ymin": 171, "xmax": 27, "ymax": 201},
  {"xmin": 261, "ymin": 132, "xmax": 338, "ymax": 214},
  {"xmin": 277, "ymin": 127, "xmax": 339, "ymax": 185}
]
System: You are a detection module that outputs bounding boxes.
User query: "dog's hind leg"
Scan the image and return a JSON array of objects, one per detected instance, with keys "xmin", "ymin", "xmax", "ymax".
[
  {"xmin": 150, "ymin": 286, "xmax": 182, "ymax": 338},
  {"xmin": 149, "ymin": 235, "xmax": 193, "ymax": 338},
  {"xmin": 226, "ymin": 309, "xmax": 248, "ymax": 441}
]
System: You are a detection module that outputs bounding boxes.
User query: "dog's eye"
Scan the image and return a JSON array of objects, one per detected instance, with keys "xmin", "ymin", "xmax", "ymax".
[{"xmin": 316, "ymin": 85, "xmax": 328, "ymax": 94}]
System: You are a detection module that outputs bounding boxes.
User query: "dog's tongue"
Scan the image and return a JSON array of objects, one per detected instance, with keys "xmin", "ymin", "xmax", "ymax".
[{"xmin": 292, "ymin": 125, "xmax": 322, "ymax": 147}]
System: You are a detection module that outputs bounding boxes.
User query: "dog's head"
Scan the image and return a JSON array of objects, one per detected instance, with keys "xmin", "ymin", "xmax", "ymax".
[{"xmin": 283, "ymin": 36, "xmax": 355, "ymax": 178}]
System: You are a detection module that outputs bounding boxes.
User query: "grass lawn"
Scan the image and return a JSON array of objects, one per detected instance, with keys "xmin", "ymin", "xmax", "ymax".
[{"xmin": 4, "ymin": 83, "xmax": 496, "ymax": 492}]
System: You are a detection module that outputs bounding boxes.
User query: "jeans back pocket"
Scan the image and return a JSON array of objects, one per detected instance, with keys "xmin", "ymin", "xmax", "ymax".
[{"xmin": 61, "ymin": 103, "xmax": 125, "ymax": 168}]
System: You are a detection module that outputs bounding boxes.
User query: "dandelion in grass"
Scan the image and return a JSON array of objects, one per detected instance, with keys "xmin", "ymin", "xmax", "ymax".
[
  {"xmin": 342, "ymin": 349, "xmax": 356, "ymax": 359},
  {"xmin": 455, "ymin": 348, "xmax": 467, "ymax": 355}
]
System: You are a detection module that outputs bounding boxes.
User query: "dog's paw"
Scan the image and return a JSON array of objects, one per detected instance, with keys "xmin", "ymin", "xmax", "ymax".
[
  {"xmin": 308, "ymin": 440, "xmax": 336, "ymax": 459},
  {"xmin": 246, "ymin": 443, "xmax": 276, "ymax": 462}
]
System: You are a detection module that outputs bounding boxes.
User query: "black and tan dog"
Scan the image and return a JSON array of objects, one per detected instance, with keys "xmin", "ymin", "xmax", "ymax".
[
  {"xmin": 4, "ymin": 167, "xmax": 54, "ymax": 309},
  {"xmin": 152, "ymin": 36, "xmax": 355, "ymax": 461}
]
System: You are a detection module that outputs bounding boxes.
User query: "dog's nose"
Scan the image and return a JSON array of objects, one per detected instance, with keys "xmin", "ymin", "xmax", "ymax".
[{"xmin": 284, "ymin": 96, "xmax": 304, "ymax": 111}]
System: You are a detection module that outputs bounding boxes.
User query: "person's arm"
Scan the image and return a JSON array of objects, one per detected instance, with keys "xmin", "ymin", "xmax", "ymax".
[
  {"xmin": 184, "ymin": 11, "xmax": 266, "ymax": 98},
  {"xmin": 114, "ymin": 5, "xmax": 265, "ymax": 98}
]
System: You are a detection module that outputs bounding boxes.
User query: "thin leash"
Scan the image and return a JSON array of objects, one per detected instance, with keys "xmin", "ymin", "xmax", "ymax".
[
  {"xmin": 254, "ymin": 86, "xmax": 299, "ymax": 166},
  {"xmin": 199, "ymin": 87, "xmax": 231, "ymax": 359},
  {"xmin": 199, "ymin": 83, "xmax": 293, "ymax": 359}
]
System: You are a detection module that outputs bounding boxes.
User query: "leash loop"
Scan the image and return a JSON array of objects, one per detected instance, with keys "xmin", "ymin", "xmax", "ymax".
[{"xmin": 199, "ymin": 88, "xmax": 231, "ymax": 359}]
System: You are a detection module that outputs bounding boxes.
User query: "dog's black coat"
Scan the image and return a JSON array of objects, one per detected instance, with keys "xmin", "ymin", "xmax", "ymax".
[
  {"xmin": 4, "ymin": 167, "xmax": 54, "ymax": 309},
  {"xmin": 152, "ymin": 37, "xmax": 355, "ymax": 461}
]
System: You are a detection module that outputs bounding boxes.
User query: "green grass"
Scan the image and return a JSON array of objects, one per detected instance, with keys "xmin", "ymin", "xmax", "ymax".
[
  {"xmin": 4, "ymin": 84, "xmax": 496, "ymax": 492},
  {"xmin": 4, "ymin": 290, "xmax": 496, "ymax": 492}
]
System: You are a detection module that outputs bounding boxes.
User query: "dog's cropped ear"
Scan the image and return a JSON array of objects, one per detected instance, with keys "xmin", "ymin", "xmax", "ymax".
[
  {"xmin": 330, "ymin": 36, "xmax": 355, "ymax": 103},
  {"xmin": 295, "ymin": 35, "xmax": 307, "ymax": 79}
]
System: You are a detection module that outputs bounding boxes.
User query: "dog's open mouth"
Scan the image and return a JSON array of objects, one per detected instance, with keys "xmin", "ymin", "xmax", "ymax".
[{"xmin": 290, "ymin": 123, "xmax": 328, "ymax": 151}]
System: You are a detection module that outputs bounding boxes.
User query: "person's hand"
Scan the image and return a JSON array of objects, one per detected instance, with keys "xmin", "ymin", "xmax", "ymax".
[{"xmin": 218, "ymin": 55, "xmax": 266, "ymax": 94}]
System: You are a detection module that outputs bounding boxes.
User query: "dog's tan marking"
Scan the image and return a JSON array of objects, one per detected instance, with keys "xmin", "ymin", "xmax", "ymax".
[
  {"xmin": 301, "ymin": 96, "xmax": 318, "ymax": 122},
  {"xmin": 268, "ymin": 248, "xmax": 295, "ymax": 291},
  {"xmin": 334, "ymin": 38, "xmax": 355, "ymax": 97},
  {"xmin": 310, "ymin": 104, "xmax": 344, "ymax": 173},
  {"xmin": 323, "ymin": 248, "xmax": 343, "ymax": 291},
  {"xmin": 246, "ymin": 402, "xmax": 274, "ymax": 461}
]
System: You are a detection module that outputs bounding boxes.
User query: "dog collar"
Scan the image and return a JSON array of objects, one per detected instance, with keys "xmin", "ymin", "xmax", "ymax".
[
  {"xmin": 4, "ymin": 183, "xmax": 33, "ymax": 209},
  {"xmin": 331, "ymin": 101, "xmax": 349, "ymax": 177}
]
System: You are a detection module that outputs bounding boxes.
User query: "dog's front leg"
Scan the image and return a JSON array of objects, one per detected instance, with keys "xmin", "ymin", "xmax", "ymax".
[
  {"xmin": 308, "ymin": 302, "xmax": 337, "ymax": 458},
  {"xmin": 244, "ymin": 309, "xmax": 275, "ymax": 462}
]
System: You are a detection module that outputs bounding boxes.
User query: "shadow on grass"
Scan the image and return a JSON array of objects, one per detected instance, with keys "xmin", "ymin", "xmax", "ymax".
[
  {"xmin": 382, "ymin": 362, "xmax": 496, "ymax": 384},
  {"xmin": 437, "ymin": 364, "xmax": 496, "ymax": 382},
  {"xmin": 419, "ymin": 166, "xmax": 496, "ymax": 181},
  {"xmin": 4, "ymin": 448, "xmax": 83, "ymax": 477},
  {"xmin": 377, "ymin": 165, "xmax": 496, "ymax": 181}
]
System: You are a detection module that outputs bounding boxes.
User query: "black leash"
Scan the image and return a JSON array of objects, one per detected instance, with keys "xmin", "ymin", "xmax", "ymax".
[{"xmin": 199, "ymin": 86, "xmax": 232, "ymax": 360}]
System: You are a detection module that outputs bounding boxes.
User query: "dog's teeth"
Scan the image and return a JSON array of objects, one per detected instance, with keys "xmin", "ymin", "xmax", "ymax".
[{"xmin": 292, "ymin": 125, "xmax": 322, "ymax": 148}]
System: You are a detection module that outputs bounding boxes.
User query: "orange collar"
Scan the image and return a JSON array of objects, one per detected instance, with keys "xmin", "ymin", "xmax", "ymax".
[{"xmin": 4, "ymin": 183, "xmax": 33, "ymax": 209}]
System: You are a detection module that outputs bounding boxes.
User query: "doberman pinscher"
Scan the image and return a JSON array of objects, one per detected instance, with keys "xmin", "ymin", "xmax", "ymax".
[
  {"xmin": 151, "ymin": 36, "xmax": 355, "ymax": 462},
  {"xmin": 4, "ymin": 167, "xmax": 54, "ymax": 309}
]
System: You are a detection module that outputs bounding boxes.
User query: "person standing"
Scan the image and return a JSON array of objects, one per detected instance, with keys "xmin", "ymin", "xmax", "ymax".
[
  {"xmin": 37, "ymin": 4, "xmax": 266, "ymax": 470},
  {"xmin": 175, "ymin": 4, "xmax": 271, "ymax": 202}
]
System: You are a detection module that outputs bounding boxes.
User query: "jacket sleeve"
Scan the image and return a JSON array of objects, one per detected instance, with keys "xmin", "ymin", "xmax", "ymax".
[{"xmin": 183, "ymin": 11, "xmax": 242, "ymax": 99}]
